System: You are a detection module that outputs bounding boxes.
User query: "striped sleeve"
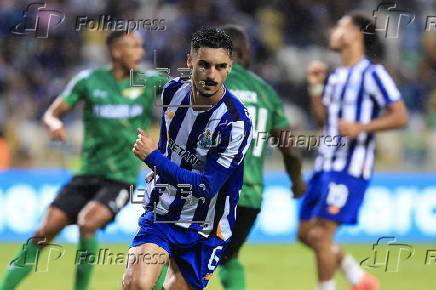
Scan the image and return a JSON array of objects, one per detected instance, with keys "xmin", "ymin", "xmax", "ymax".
[
  {"xmin": 161, "ymin": 77, "xmax": 182, "ymax": 108},
  {"xmin": 366, "ymin": 65, "xmax": 401, "ymax": 108},
  {"xmin": 144, "ymin": 118, "xmax": 252, "ymax": 199},
  {"xmin": 322, "ymin": 72, "xmax": 336, "ymax": 106}
]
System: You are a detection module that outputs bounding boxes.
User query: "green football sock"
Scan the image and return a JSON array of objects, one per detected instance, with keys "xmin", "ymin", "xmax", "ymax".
[
  {"xmin": 219, "ymin": 258, "xmax": 245, "ymax": 290},
  {"xmin": 0, "ymin": 239, "xmax": 41, "ymax": 290},
  {"xmin": 155, "ymin": 263, "xmax": 168, "ymax": 289},
  {"xmin": 74, "ymin": 236, "xmax": 97, "ymax": 290}
]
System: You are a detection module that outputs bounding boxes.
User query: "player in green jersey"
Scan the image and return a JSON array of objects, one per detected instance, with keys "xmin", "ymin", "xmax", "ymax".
[
  {"xmin": 218, "ymin": 25, "xmax": 307, "ymax": 290},
  {"xmin": 0, "ymin": 31, "xmax": 168, "ymax": 290}
]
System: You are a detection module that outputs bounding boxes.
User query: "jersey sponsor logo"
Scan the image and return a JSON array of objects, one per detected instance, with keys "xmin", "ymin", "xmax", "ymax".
[
  {"xmin": 231, "ymin": 89, "xmax": 258, "ymax": 103},
  {"xmin": 198, "ymin": 128, "xmax": 220, "ymax": 148},
  {"xmin": 93, "ymin": 104, "xmax": 143, "ymax": 118},
  {"xmin": 167, "ymin": 138, "xmax": 204, "ymax": 168},
  {"xmin": 93, "ymin": 89, "xmax": 108, "ymax": 98}
]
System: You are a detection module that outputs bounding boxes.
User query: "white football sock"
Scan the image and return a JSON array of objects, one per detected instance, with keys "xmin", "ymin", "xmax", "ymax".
[
  {"xmin": 340, "ymin": 254, "xmax": 365, "ymax": 285},
  {"xmin": 317, "ymin": 280, "xmax": 336, "ymax": 290}
]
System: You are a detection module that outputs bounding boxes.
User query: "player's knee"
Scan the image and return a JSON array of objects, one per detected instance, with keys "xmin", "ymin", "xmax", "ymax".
[
  {"xmin": 122, "ymin": 271, "xmax": 155, "ymax": 290},
  {"xmin": 163, "ymin": 276, "xmax": 184, "ymax": 290},
  {"xmin": 297, "ymin": 231, "xmax": 309, "ymax": 246},
  {"xmin": 33, "ymin": 228, "xmax": 57, "ymax": 246},
  {"xmin": 306, "ymin": 227, "xmax": 329, "ymax": 250},
  {"xmin": 78, "ymin": 220, "xmax": 99, "ymax": 237}
]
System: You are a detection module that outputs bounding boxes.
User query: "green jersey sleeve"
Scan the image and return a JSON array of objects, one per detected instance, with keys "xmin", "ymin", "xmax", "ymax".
[{"xmin": 60, "ymin": 70, "xmax": 91, "ymax": 107}]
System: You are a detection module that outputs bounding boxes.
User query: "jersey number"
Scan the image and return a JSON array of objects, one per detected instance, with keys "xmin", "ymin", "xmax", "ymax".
[
  {"xmin": 326, "ymin": 182, "xmax": 349, "ymax": 209},
  {"xmin": 246, "ymin": 106, "xmax": 268, "ymax": 157},
  {"xmin": 207, "ymin": 246, "xmax": 223, "ymax": 271}
]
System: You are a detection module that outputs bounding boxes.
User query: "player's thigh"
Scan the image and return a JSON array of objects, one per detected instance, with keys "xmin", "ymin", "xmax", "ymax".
[
  {"xmin": 50, "ymin": 175, "xmax": 96, "ymax": 224},
  {"xmin": 297, "ymin": 219, "xmax": 315, "ymax": 244},
  {"xmin": 34, "ymin": 207, "xmax": 70, "ymax": 244},
  {"xmin": 163, "ymin": 258, "xmax": 196, "ymax": 290},
  {"xmin": 305, "ymin": 218, "xmax": 338, "ymax": 247},
  {"xmin": 77, "ymin": 201, "xmax": 113, "ymax": 233},
  {"xmin": 92, "ymin": 179, "xmax": 131, "ymax": 220},
  {"xmin": 123, "ymin": 243, "xmax": 169, "ymax": 289},
  {"xmin": 222, "ymin": 206, "xmax": 260, "ymax": 261}
]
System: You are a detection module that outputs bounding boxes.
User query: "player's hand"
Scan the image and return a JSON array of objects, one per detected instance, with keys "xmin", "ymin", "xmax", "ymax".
[
  {"xmin": 291, "ymin": 177, "xmax": 307, "ymax": 198},
  {"xmin": 48, "ymin": 126, "xmax": 67, "ymax": 144},
  {"xmin": 145, "ymin": 171, "xmax": 155, "ymax": 183},
  {"xmin": 338, "ymin": 119, "xmax": 364, "ymax": 139},
  {"xmin": 133, "ymin": 128, "xmax": 158, "ymax": 160},
  {"xmin": 307, "ymin": 61, "xmax": 328, "ymax": 87}
]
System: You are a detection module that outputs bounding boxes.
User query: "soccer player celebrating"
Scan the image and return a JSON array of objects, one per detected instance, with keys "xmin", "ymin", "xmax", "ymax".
[
  {"xmin": 124, "ymin": 27, "xmax": 253, "ymax": 290},
  {"xmin": 298, "ymin": 11, "xmax": 408, "ymax": 290},
  {"xmin": 0, "ymin": 31, "xmax": 167, "ymax": 290},
  {"xmin": 217, "ymin": 25, "xmax": 306, "ymax": 290}
]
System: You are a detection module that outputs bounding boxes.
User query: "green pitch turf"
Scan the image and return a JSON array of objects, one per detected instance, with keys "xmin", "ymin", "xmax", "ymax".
[{"xmin": 0, "ymin": 243, "xmax": 434, "ymax": 289}]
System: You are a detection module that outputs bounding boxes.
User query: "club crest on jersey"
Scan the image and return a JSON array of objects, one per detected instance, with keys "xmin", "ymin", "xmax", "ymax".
[
  {"xmin": 198, "ymin": 128, "xmax": 220, "ymax": 148},
  {"xmin": 122, "ymin": 88, "xmax": 143, "ymax": 100}
]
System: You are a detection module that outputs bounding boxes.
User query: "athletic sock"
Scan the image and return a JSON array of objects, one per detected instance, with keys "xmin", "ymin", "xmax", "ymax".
[
  {"xmin": 0, "ymin": 239, "xmax": 41, "ymax": 290},
  {"xmin": 155, "ymin": 263, "xmax": 168, "ymax": 289},
  {"xmin": 219, "ymin": 258, "xmax": 245, "ymax": 290},
  {"xmin": 340, "ymin": 254, "xmax": 365, "ymax": 285},
  {"xmin": 317, "ymin": 280, "xmax": 336, "ymax": 290},
  {"xmin": 74, "ymin": 236, "xmax": 97, "ymax": 290}
]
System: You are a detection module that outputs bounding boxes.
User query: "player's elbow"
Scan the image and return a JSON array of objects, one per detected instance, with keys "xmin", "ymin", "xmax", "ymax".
[{"xmin": 397, "ymin": 110, "xmax": 409, "ymax": 128}]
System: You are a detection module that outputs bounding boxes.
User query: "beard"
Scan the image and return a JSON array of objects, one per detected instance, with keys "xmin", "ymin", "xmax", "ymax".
[{"xmin": 194, "ymin": 80, "xmax": 221, "ymax": 98}]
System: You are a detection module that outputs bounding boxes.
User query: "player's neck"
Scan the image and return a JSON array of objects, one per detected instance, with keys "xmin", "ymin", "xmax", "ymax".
[
  {"xmin": 340, "ymin": 45, "xmax": 365, "ymax": 68},
  {"xmin": 111, "ymin": 64, "xmax": 129, "ymax": 81},
  {"xmin": 191, "ymin": 85, "xmax": 225, "ymax": 111}
]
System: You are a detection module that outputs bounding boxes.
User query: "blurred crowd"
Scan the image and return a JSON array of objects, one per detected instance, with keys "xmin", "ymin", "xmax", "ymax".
[{"xmin": 0, "ymin": 0, "xmax": 435, "ymax": 170}]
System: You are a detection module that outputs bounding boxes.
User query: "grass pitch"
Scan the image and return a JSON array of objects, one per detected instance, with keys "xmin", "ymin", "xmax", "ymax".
[{"xmin": 0, "ymin": 243, "xmax": 434, "ymax": 289}]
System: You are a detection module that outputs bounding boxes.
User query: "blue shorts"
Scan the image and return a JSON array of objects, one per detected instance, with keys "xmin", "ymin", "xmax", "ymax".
[
  {"xmin": 131, "ymin": 211, "xmax": 228, "ymax": 289},
  {"xmin": 299, "ymin": 171, "xmax": 369, "ymax": 225}
]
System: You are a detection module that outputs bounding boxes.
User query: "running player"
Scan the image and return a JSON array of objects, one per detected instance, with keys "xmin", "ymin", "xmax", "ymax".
[
  {"xmin": 217, "ymin": 25, "xmax": 307, "ymax": 290},
  {"xmin": 123, "ymin": 27, "xmax": 253, "ymax": 290},
  {"xmin": 0, "ymin": 31, "xmax": 168, "ymax": 290},
  {"xmin": 298, "ymin": 11, "xmax": 408, "ymax": 290}
]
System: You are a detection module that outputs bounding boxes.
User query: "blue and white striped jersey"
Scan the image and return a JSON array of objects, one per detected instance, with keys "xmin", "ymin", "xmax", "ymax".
[
  {"xmin": 142, "ymin": 78, "xmax": 253, "ymax": 240},
  {"xmin": 314, "ymin": 58, "xmax": 401, "ymax": 179}
]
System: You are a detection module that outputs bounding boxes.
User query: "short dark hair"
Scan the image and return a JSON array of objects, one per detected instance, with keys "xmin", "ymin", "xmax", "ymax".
[
  {"xmin": 106, "ymin": 31, "xmax": 129, "ymax": 48},
  {"xmin": 348, "ymin": 10, "xmax": 384, "ymax": 60},
  {"xmin": 191, "ymin": 27, "xmax": 232, "ymax": 56},
  {"xmin": 221, "ymin": 25, "xmax": 250, "ymax": 68}
]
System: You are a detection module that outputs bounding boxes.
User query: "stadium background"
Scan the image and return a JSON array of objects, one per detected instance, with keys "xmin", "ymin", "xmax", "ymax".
[{"xmin": 0, "ymin": 0, "xmax": 435, "ymax": 289}]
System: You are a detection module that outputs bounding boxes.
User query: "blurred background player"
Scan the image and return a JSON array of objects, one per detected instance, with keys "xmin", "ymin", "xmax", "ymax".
[
  {"xmin": 0, "ymin": 31, "xmax": 167, "ymax": 290},
  {"xmin": 124, "ymin": 27, "xmax": 253, "ymax": 290},
  {"xmin": 216, "ymin": 25, "xmax": 307, "ymax": 290},
  {"xmin": 298, "ymin": 11, "xmax": 408, "ymax": 290}
]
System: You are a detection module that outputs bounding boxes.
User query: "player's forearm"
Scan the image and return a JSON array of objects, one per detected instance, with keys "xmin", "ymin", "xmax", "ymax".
[
  {"xmin": 42, "ymin": 98, "xmax": 70, "ymax": 130},
  {"xmin": 361, "ymin": 101, "xmax": 408, "ymax": 133},
  {"xmin": 42, "ymin": 112, "xmax": 63, "ymax": 131},
  {"xmin": 281, "ymin": 147, "xmax": 304, "ymax": 183},
  {"xmin": 144, "ymin": 150, "xmax": 228, "ymax": 199},
  {"xmin": 309, "ymin": 94, "xmax": 325, "ymax": 128}
]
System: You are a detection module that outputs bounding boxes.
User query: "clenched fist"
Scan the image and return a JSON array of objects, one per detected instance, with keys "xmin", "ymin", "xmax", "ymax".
[
  {"xmin": 338, "ymin": 119, "xmax": 364, "ymax": 139},
  {"xmin": 132, "ymin": 128, "xmax": 158, "ymax": 161},
  {"xmin": 307, "ymin": 61, "xmax": 328, "ymax": 87}
]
